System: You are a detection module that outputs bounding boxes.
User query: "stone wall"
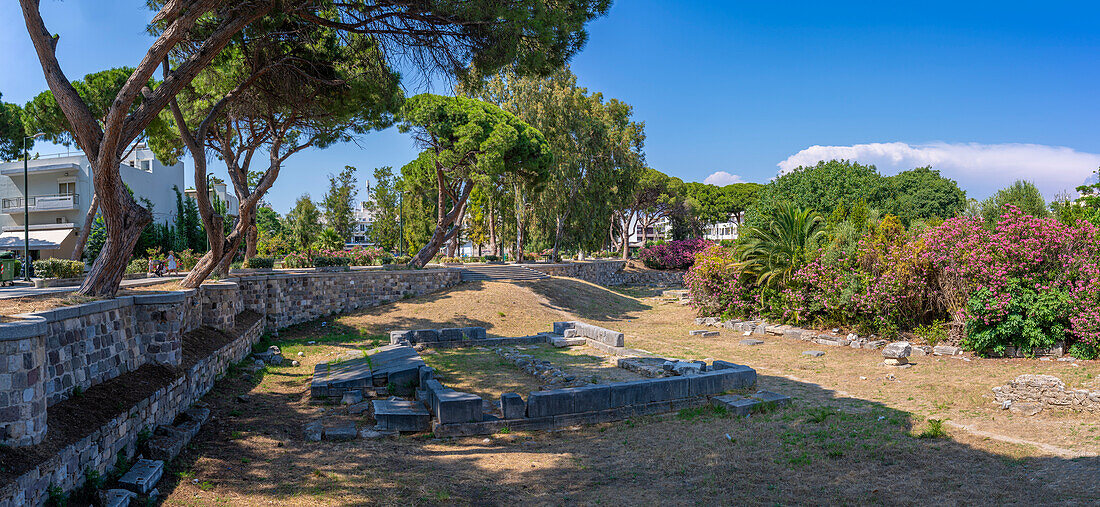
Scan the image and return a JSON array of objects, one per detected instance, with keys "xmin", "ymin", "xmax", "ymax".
[
  {"xmin": 232, "ymin": 268, "xmax": 462, "ymax": 331},
  {"xmin": 0, "ymin": 317, "xmax": 47, "ymax": 447},
  {"xmin": 0, "ymin": 268, "xmax": 461, "ymax": 503},
  {"xmin": 0, "ymin": 313, "xmax": 264, "ymax": 507},
  {"xmin": 525, "ymin": 261, "xmax": 684, "ymax": 287},
  {"xmin": 993, "ymin": 374, "xmax": 1100, "ymax": 413}
]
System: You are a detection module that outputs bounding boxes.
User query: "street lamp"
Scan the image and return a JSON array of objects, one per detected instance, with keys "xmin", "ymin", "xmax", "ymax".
[{"xmin": 23, "ymin": 132, "xmax": 46, "ymax": 281}]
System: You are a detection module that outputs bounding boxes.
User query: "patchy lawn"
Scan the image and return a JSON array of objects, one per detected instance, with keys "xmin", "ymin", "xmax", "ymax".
[
  {"xmin": 421, "ymin": 344, "xmax": 645, "ymax": 401},
  {"xmin": 158, "ymin": 278, "xmax": 1100, "ymax": 505}
]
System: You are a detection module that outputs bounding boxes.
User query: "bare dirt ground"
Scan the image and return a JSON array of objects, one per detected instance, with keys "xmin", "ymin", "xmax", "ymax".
[{"xmin": 159, "ymin": 279, "xmax": 1100, "ymax": 505}]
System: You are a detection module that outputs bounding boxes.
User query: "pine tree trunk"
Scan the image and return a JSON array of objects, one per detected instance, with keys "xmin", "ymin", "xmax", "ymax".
[
  {"xmin": 245, "ymin": 219, "xmax": 257, "ymax": 261},
  {"xmin": 552, "ymin": 214, "xmax": 564, "ymax": 262},
  {"xmin": 77, "ymin": 159, "xmax": 151, "ymax": 297}
]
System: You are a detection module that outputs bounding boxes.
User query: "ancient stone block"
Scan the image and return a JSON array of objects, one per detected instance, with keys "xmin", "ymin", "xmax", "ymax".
[
  {"xmin": 570, "ymin": 385, "xmax": 611, "ymax": 412},
  {"xmin": 118, "ymin": 459, "xmax": 164, "ymax": 494},
  {"xmin": 324, "ymin": 422, "xmax": 358, "ymax": 441},
  {"xmin": 527, "ymin": 389, "xmax": 575, "ymax": 417},
  {"xmin": 882, "ymin": 341, "xmax": 912, "ymax": 359},
  {"xmin": 501, "ymin": 393, "xmax": 526, "ymax": 419},
  {"xmin": 740, "ymin": 339, "xmax": 764, "ymax": 346},
  {"xmin": 373, "ymin": 400, "xmax": 431, "ymax": 432},
  {"xmin": 413, "ymin": 329, "xmax": 440, "ymax": 343},
  {"xmin": 802, "ymin": 350, "xmax": 825, "ymax": 357},
  {"xmin": 435, "ymin": 391, "xmax": 483, "ymax": 424},
  {"xmin": 710, "ymin": 394, "xmax": 760, "ymax": 417}
]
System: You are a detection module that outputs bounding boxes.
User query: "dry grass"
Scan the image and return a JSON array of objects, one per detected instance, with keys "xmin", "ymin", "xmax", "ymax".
[
  {"xmin": 156, "ymin": 278, "xmax": 1100, "ymax": 505},
  {"xmin": 421, "ymin": 344, "xmax": 645, "ymax": 401},
  {"xmin": 0, "ymin": 293, "xmax": 102, "ymax": 317}
]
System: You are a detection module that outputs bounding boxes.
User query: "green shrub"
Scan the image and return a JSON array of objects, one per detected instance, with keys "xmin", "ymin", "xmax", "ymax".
[
  {"xmin": 376, "ymin": 253, "xmax": 395, "ymax": 265},
  {"xmin": 244, "ymin": 257, "xmax": 274, "ymax": 269},
  {"xmin": 394, "ymin": 255, "xmax": 412, "ymax": 264},
  {"xmin": 32, "ymin": 258, "xmax": 85, "ymax": 279},
  {"xmin": 462, "ymin": 257, "xmax": 482, "ymax": 263},
  {"xmin": 1068, "ymin": 342, "xmax": 1099, "ymax": 360},
  {"xmin": 440, "ymin": 256, "xmax": 462, "ymax": 263},
  {"xmin": 964, "ymin": 279, "xmax": 1071, "ymax": 357},
  {"xmin": 281, "ymin": 252, "xmax": 311, "ymax": 268},
  {"xmin": 913, "ymin": 319, "xmax": 948, "ymax": 346},
  {"xmin": 125, "ymin": 258, "xmax": 148, "ymax": 275},
  {"xmin": 484, "ymin": 255, "xmax": 500, "ymax": 262},
  {"xmin": 312, "ymin": 256, "xmax": 350, "ymax": 267}
]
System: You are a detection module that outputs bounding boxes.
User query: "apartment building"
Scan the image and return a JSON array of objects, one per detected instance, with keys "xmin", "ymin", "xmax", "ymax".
[{"xmin": 0, "ymin": 145, "xmax": 184, "ymax": 260}]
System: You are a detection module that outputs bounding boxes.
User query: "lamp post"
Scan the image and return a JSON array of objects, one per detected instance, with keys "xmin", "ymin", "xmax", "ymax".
[{"xmin": 22, "ymin": 133, "xmax": 46, "ymax": 281}]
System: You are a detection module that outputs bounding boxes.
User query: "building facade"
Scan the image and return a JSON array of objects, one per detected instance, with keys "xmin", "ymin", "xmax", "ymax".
[{"xmin": 0, "ymin": 145, "xmax": 185, "ymax": 260}]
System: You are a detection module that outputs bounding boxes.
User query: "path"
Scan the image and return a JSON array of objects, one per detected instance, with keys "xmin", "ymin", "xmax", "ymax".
[{"xmin": 0, "ymin": 275, "xmax": 183, "ymax": 299}]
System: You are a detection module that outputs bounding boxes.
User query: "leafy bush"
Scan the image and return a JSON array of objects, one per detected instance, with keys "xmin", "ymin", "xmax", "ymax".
[
  {"xmin": 281, "ymin": 252, "xmax": 311, "ymax": 268},
  {"xmin": 313, "ymin": 256, "xmax": 350, "ymax": 267},
  {"xmin": 484, "ymin": 255, "xmax": 500, "ymax": 262},
  {"xmin": 176, "ymin": 249, "xmax": 199, "ymax": 271},
  {"xmin": 440, "ymin": 256, "xmax": 462, "ymax": 263},
  {"xmin": 33, "ymin": 258, "xmax": 85, "ymax": 279},
  {"xmin": 244, "ymin": 257, "xmax": 274, "ymax": 269},
  {"xmin": 376, "ymin": 253, "xmax": 395, "ymax": 265},
  {"xmin": 639, "ymin": 238, "xmax": 712, "ymax": 270},
  {"xmin": 964, "ymin": 280, "xmax": 1071, "ymax": 356},
  {"xmin": 126, "ymin": 258, "xmax": 148, "ymax": 275},
  {"xmin": 394, "ymin": 255, "xmax": 412, "ymax": 264},
  {"xmin": 345, "ymin": 246, "xmax": 384, "ymax": 266},
  {"xmin": 462, "ymin": 257, "xmax": 482, "ymax": 263}
]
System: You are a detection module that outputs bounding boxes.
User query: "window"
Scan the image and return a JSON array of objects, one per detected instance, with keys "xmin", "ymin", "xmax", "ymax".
[{"xmin": 58, "ymin": 181, "xmax": 75, "ymax": 195}]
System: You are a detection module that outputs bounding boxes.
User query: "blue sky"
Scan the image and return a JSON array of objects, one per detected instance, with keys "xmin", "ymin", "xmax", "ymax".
[{"xmin": 3, "ymin": 1, "xmax": 1099, "ymax": 213}]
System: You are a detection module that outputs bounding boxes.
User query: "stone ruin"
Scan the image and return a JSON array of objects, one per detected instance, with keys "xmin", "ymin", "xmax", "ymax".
[
  {"xmin": 305, "ymin": 321, "xmax": 791, "ymax": 439},
  {"xmin": 993, "ymin": 374, "xmax": 1100, "ymax": 415}
]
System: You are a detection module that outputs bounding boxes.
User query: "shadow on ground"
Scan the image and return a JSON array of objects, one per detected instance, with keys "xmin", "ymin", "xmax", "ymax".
[
  {"xmin": 516, "ymin": 278, "xmax": 650, "ymax": 322},
  {"xmin": 157, "ymin": 346, "xmax": 1100, "ymax": 505}
]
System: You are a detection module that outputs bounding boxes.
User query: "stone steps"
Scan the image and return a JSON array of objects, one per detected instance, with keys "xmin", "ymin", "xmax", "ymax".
[{"xmin": 459, "ymin": 265, "xmax": 551, "ymax": 281}]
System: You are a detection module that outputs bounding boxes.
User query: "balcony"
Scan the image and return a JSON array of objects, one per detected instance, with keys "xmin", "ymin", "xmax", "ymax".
[{"xmin": 1, "ymin": 194, "xmax": 79, "ymax": 214}]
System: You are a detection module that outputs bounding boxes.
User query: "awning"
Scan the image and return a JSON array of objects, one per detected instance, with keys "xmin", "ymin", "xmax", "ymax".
[{"xmin": 0, "ymin": 229, "xmax": 75, "ymax": 250}]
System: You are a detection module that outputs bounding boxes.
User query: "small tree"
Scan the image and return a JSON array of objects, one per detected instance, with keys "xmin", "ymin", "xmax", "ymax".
[
  {"xmin": 287, "ymin": 194, "xmax": 321, "ymax": 251},
  {"xmin": 322, "ymin": 166, "xmax": 359, "ymax": 241},
  {"xmin": 398, "ymin": 94, "xmax": 552, "ymax": 267},
  {"xmin": 366, "ymin": 166, "xmax": 402, "ymax": 252}
]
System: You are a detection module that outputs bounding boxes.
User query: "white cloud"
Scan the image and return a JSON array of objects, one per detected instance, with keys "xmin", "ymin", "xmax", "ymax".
[
  {"xmin": 777, "ymin": 142, "xmax": 1100, "ymax": 198},
  {"xmin": 703, "ymin": 171, "xmax": 744, "ymax": 186}
]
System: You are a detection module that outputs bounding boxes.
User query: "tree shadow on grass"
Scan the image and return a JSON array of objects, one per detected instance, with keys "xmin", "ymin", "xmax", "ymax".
[
  {"xmin": 516, "ymin": 278, "xmax": 651, "ymax": 322},
  {"xmin": 156, "ymin": 358, "xmax": 1100, "ymax": 505}
]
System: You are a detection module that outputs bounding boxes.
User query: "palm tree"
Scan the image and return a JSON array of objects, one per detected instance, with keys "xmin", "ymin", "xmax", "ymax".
[{"xmin": 736, "ymin": 203, "xmax": 825, "ymax": 288}]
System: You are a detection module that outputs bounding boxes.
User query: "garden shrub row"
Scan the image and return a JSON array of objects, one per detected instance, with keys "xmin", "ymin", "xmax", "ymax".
[{"xmin": 687, "ymin": 207, "xmax": 1100, "ymax": 359}]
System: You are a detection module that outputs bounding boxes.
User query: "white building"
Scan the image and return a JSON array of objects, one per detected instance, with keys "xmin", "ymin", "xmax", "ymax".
[
  {"xmin": 627, "ymin": 215, "xmax": 671, "ymax": 248},
  {"xmin": 346, "ymin": 201, "xmax": 375, "ymax": 247},
  {"xmin": 703, "ymin": 221, "xmax": 739, "ymax": 242},
  {"xmin": 184, "ymin": 181, "xmax": 239, "ymax": 219},
  {"xmin": 0, "ymin": 145, "xmax": 185, "ymax": 260}
]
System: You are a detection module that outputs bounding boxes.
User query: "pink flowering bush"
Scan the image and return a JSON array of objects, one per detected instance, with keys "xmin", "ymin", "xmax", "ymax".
[
  {"xmin": 687, "ymin": 206, "xmax": 1100, "ymax": 358},
  {"xmin": 640, "ymin": 239, "xmax": 712, "ymax": 270},
  {"xmin": 685, "ymin": 244, "xmax": 760, "ymax": 318}
]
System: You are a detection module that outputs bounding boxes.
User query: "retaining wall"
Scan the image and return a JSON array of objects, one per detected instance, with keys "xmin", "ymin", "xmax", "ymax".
[
  {"xmin": 0, "ymin": 313, "xmax": 264, "ymax": 507},
  {"xmin": 0, "ymin": 268, "xmax": 460, "ymax": 505},
  {"xmin": 233, "ymin": 268, "xmax": 461, "ymax": 331},
  {"xmin": 525, "ymin": 261, "xmax": 685, "ymax": 287}
]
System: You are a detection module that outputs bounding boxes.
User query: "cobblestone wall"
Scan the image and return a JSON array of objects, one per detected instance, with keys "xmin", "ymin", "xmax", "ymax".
[
  {"xmin": 0, "ymin": 317, "xmax": 47, "ymax": 447},
  {"xmin": 26, "ymin": 299, "xmax": 139, "ymax": 407},
  {"xmin": 0, "ymin": 313, "xmax": 264, "ymax": 507},
  {"xmin": 199, "ymin": 282, "xmax": 240, "ymax": 331},
  {"xmin": 525, "ymin": 261, "xmax": 685, "ymax": 287},
  {"xmin": 993, "ymin": 374, "xmax": 1100, "ymax": 412},
  {"xmin": 232, "ymin": 268, "xmax": 462, "ymax": 331}
]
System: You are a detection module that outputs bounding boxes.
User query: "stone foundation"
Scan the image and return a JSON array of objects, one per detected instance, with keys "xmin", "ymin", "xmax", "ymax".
[{"xmin": 992, "ymin": 374, "xmax": 1100, "ymax": 412}]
